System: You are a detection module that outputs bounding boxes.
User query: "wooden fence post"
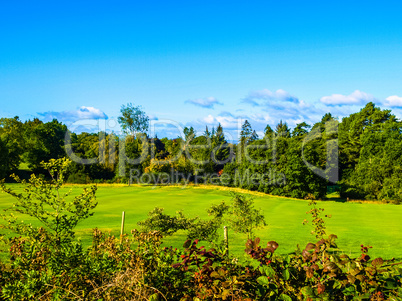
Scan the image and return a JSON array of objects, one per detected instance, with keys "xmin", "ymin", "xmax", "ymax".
[
  {"xmin": 120, "ymin": 211, "xmax": 125, "ymax": 242},
  {"xmin": 224, "ymin": 226, "xmax": 229, "ymax": 257}
]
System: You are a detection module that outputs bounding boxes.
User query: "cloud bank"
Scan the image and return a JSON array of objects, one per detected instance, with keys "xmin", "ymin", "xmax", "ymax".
[
  {"xmin": 320, "ymin": 90, "xmax": 376, "ymax": 106},
  {"xmin": 240, "ymin": 88, "xmax": 324, "ymax": 129},
  {"xmin": 38, "ymin": 106, "xmax": 108, "ymax": 124},
  {"xmin": 242, "ymin": 89, "xmax": 299, "ymax": 106},
  {"xmin": 185, "ymin": 97, "xmax": 223, "ymax": 109},
  {"xmin": 384, "ymin": 95, "xmax": 402, "ymax": 108}
]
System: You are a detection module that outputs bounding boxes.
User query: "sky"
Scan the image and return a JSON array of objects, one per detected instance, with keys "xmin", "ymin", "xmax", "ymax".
[{"xmin": 1, "ymin": 0, "xmax": 402, "ymax": 140}]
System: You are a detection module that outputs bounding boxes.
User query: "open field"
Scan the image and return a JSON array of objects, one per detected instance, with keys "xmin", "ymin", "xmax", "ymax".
[{"xmin": 1, "ymin": 184, "xmax": 401, "ymax": 260}]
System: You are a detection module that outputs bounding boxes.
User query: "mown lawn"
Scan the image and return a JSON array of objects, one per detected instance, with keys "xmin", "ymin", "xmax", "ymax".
[{"xmin": 1, "ymin": 184, "xmax": 401, "ymax": 260}]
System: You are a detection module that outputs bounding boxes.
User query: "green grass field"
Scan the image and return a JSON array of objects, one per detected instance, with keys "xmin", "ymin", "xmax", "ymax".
[{"xmin": 1, "ymin": 184, "xmax": 401, "ymax": 260}]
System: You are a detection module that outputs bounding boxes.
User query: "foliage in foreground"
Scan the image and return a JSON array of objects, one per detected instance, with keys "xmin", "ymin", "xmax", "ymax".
[
  {"xmin": 0, "ymin": 159, "xmax": 401, "ymax": 300},
  {"xmin": 0, "ymin": 228, "xmax": 401, "ymax": 300}
]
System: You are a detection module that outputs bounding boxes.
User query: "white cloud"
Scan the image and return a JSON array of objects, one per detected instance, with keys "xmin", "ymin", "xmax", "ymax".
[
  {"xmin": 384, "ymin": 95, "xmax": 402, "ymax": 107},
  {"xmin": 196, "ymin": 114, "xmax": 241, "ymax": 141},
  {"xmin": 148, "ymin": 114, "xmax": 159, "ymax": 121},
  {"xmin": 201, "ymin": 113, "xmax": 240, "ymax": 130},
  {"xmin": 203, "ymin": 114, "xmax": 215, "ymax": 124},
  {"xmin": 320, "ymin": 90, "xmax": 376, "ymax": 106},
  {"xmin": 240, "ymin": 89, "xmax": 325, "ymax": 128},
  {"xmin": 242, "ymin": 89, "xmax": 299, "ymax": 105},
  {"xmin": 38, "ymin": 106, "xmax": 108, "ymax": 124},
  {"xmin": 185, "ymin": 97, "xmax": 223, "ymax": 109},
  {"xmin": 215, "ymin": 116, "xmax": 241, "ymax": 130},
  {"xmin": 76, "ymin": 106, "xmax": 107, "ymax": 119},
  {"xmin": 249, "ymin": 113, "xmax": 274, "ymax": 124}
]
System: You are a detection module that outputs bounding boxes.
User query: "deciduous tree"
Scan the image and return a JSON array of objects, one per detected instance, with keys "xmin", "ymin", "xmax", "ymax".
[{"xmin": 118, "ymin": 103, "xmax": 150, "ymax": 137}]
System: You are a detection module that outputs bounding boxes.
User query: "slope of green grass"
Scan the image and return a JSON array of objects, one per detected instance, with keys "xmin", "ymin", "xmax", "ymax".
[{"xmin": 1, "ymin": 184, "xmax": 401, "ymax": 260}]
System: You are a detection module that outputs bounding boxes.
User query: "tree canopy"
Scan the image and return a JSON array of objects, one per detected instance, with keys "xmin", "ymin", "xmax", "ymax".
[{"xmin": 118, "ymin": 103, "xmax": 150, "ymax": 137}]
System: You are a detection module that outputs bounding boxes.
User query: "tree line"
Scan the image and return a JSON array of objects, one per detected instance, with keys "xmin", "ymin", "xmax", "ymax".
[{"xmin": 0, "ymin": 102, "xmax": 401, "ymax": 201}]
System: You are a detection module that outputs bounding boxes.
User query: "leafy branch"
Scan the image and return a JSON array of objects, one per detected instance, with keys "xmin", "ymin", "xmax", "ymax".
[
  {"xmin": 303, "ymin": 199, "xmax": 331, "ymax": 239},
  {"xmin": 0, "ymin": 158, "xmax": 98, "ymax": 248}
]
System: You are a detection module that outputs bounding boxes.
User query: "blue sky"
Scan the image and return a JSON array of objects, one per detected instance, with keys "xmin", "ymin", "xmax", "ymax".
[{"xmin": 1, "ymin": 0, "xmax": 402, "ymax": 139}]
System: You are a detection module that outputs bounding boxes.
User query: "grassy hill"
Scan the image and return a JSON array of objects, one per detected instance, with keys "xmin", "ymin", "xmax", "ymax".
[{"xmin": 1, "ymin": 184, "xmax": 401, "ymax": 260}]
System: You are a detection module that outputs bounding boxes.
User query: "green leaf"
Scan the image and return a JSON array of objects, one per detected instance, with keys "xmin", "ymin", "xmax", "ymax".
[
  {"xmin": 279, "ymin": 294, "xmax": 292, "ymax": 301},
  {"xmin": 282, "ymin": 268, "xmax": 290, "ymax": 281},
  {"xmin": 384, "ymin": 278, "xmax": 398, "ymax": 289},
  {"xmin": 257, "ymin": 276, "xmax": 269, "ymax": 286},
  {"xmin": 250, "ymin": 260, "xmax": 260, "ymax": 269},
  {"xmin": 301, "ymin": 286, "xmax": 315, "ymax": 297},
  {"xmin": 342, "ymin": 285, "xmax": 355, "ymax": 296},
  {"xmin": 262, "ymin": 265, "xmax": 276, "ymax": 278}
]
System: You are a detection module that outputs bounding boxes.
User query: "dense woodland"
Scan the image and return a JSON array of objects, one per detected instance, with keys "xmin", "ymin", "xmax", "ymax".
[{"xmin": 1, "ymin": 102, "xmax": 401, "ymax": 202}]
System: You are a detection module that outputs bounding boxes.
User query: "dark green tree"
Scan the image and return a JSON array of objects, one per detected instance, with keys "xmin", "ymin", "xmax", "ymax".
[
  {"xmin": 187, "ymin": 135, "xmax": 214, "ymax": 174},
  {"xmin": 275, "ymin": 120, "xmax": 290, "ymax": 138},
  {"xmin": 24, "ymin": 119, "xmax": 67, "ymax": 172},
  {"xmin": 212, "ymin": 123, "xmax": 230, "ymax": 168},
  {"xmin": 312, "ymin": 113, "xmax": 336, "ymax": 133},
  {"xmin": 338, "ymin": 102, "xmax": 397, "ymax": 199},
  {"xmin": 0, "ymin": 138, "xmax": 8, "ymax": 180},
  {"xmin": 239, "ymin": 120, "xmax": 253, "ymax": 144},
  {"xmin": 264, "ymin": 124, "xmax": 274, "ymax": 139},
  {"xmin": 292, "ymin": 122, "xmax": 311, "ymax": 137},
  {"xmin": 204, "ymin": 126, "xmax": 211, "ymax": 138},
  {"xmin": 0, "ymin": 116, "xmax": 25, "ymax": 173},
  {"xmin": 183, "ymin": 126, "xmax": 196, "ymax": 142},
  {"xmin": 250, "ymin": 130, "xmax": 259, "ymax": 142}
]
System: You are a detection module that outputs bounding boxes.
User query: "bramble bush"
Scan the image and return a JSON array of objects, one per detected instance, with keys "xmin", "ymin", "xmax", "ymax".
[
  {"xmin": 0, "ymin": 227, "xmax": 401, "ymax": 300},
  {"xmin": 0, "ymin": 160, "xmax": 400, "ymax": 300}
]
